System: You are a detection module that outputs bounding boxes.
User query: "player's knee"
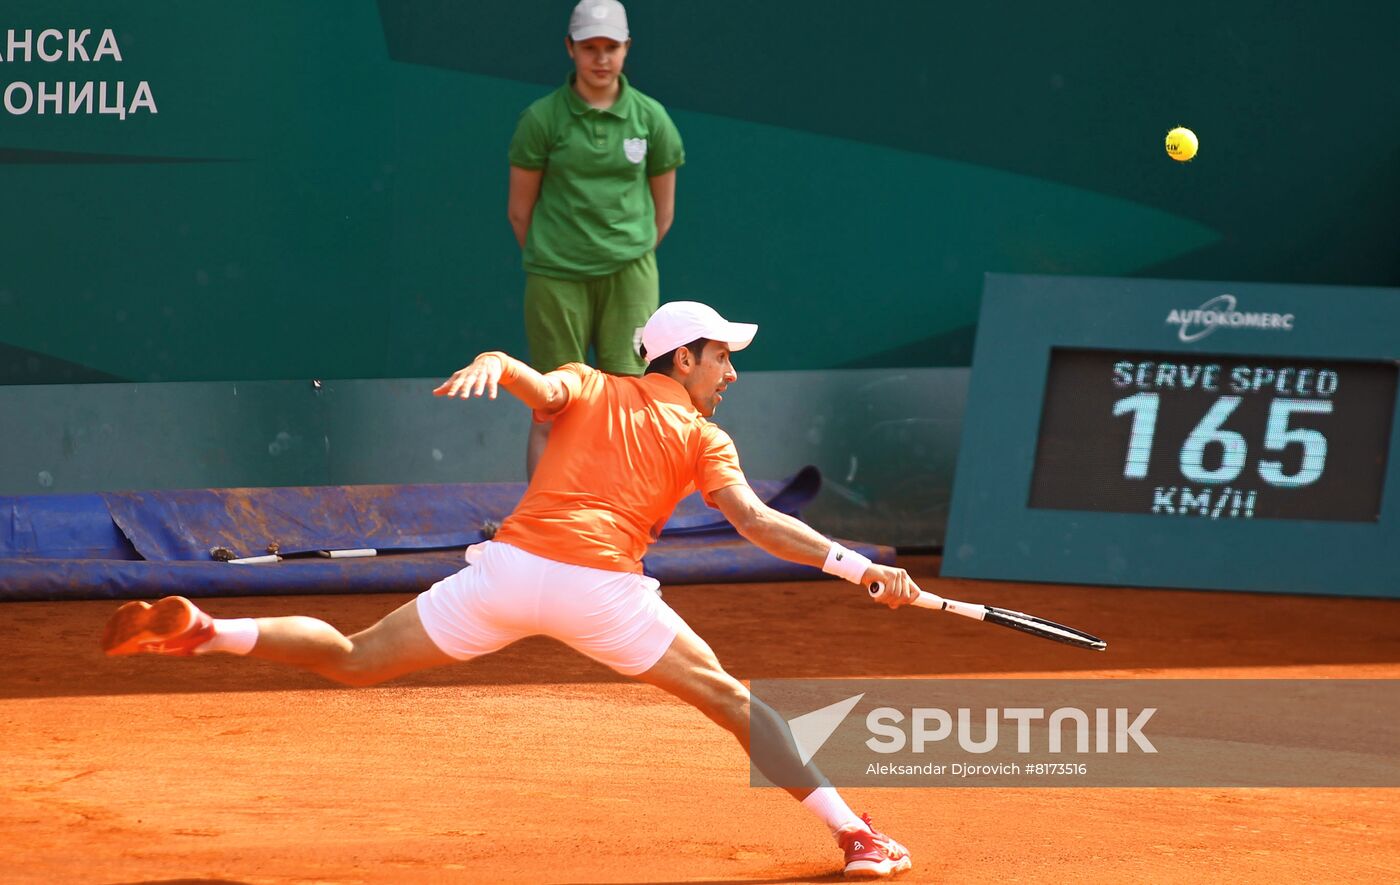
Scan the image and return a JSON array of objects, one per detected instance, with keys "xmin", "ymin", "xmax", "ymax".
[
  {"xmin": 701, "ymin": 671, "xmax": 749, "ymax": 726},
  {"xmin": 330, "ymin": 669, "xmax": 384, "ymax": 688},
  {"xmin": 326, "ymin": 647, "xmax": 393, "ymax": 688}
]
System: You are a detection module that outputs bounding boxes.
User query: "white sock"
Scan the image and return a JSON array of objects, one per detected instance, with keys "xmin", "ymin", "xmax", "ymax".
[
  {"xmin": 801, "ymin": 786, "xmax": 865, "ymax": 836},
  {"xmin": 194, "ymin": 618, "xmax": 260, "ymax": 655}
]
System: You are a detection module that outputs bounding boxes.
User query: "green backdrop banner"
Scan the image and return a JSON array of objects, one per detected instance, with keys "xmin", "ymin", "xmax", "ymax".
[{"xmin": 3, "ymin": 2, "xmax": 1396, "ymax": 385}]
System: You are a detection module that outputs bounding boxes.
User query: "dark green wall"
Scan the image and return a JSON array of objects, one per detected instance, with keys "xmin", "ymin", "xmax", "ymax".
[{"xmin": 3, "ymin": 1, "xmax": 1397, "ymax": 384}]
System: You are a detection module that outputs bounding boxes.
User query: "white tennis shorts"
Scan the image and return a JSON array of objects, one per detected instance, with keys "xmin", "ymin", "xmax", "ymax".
[{"xmin": 415, "ymin": 541, "xmax": 685, "ymax": 675}]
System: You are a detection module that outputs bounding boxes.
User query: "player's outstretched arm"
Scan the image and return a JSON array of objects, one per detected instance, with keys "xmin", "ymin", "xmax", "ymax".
[
  {"xmin": 711, "ymin": 484, "xmax": 919, "ymax": 608},
  {"xmin": 434, "ymin": 352, "xmax": 567, "ymax": 415}
]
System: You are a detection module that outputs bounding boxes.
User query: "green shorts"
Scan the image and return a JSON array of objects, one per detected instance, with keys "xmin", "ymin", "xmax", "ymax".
[{"xmin": 523, "ymin": 252, "xmax": 658, "ymax": 375}]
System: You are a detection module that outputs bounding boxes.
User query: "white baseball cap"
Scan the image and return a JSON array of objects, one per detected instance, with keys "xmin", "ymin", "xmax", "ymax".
[
  {"xmin": 569, "ymin": 0, "xmax": 630, "ymax": 42},
  {"xmin": 641, "ymin": 301, "xmax": 758, "ymax": 362}
]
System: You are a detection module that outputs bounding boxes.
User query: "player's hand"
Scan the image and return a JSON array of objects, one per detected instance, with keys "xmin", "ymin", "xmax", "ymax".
[
  {"xmin": 864, "ymin": 565, "xmax": 920, "ymax": 609},
  {"xmin": 435, "ymin": 354, "xmax": 504, "ymax": 400}
]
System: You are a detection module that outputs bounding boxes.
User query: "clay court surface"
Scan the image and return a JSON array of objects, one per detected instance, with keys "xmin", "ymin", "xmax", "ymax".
[{"xmin": 3, "ymin": 556, "xmax": 1398, "ymax": 884}]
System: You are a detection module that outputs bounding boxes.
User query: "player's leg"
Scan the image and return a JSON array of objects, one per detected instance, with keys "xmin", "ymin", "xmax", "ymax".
[
  {"xmin": 541, "ymin": 566, "xmax": 834, "ymax": 799},
  {"xmin": 632, "ymin": 621, "xmax": 823, "ymax": 796},
  {"xmin": 543, "ymin": 563, "xmax": 911, "ymax": 878},
  {"xmin": 591, "ymin": 251, "xmax": 656, "ymax": 375},
  {"xmin": 102, "ymin": 554, "xmax": 532, "ymax": 686},
  {"xmin": 523, "ymin": 271, "xmax": 590, "ymax": 476},
  {"xmin": 102, "ymin": 593, "xmax": 456, "ymax": 686},
  {"xmin": 635, "ymin": 624, "xmax": 911, "ymax": 879},
  {"xmin": 244, "ymin": 597, "xmax": 457, "ymax": 686}
]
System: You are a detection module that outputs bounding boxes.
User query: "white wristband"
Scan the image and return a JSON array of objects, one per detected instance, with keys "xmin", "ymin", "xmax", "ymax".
[{"xmin": 822, "ymin": 543, "xmax": 872, "ymax": 584}]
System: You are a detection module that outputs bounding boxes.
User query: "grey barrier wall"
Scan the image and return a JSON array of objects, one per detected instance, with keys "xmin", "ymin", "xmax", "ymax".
[{"xmin": 0, "ymin": 368, "xmax": 969, "ymax": 549}]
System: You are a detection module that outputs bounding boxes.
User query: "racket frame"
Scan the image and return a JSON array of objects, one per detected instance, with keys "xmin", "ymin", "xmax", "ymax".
[{"xmin": 871, "ymin": 585, "xmax": 1107, "ymax": 651}]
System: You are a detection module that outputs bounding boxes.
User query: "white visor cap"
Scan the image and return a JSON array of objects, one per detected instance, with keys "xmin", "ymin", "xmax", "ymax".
[{"xmin": 640, "ymin": 301, "xmax": 758, "ymax": 362}]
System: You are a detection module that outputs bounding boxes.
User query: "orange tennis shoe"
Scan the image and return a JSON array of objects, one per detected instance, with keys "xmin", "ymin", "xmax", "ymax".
[
  {"xmin": 102, "ymin": 596, "xmax": 216, "ymax": 656},
  {"xmin": 838, "ymin": 814, "xmax": 912, "ymax": 879}
]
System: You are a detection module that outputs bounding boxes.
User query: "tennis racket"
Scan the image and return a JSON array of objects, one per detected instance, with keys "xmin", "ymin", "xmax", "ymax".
[{"xmin": 869, "ymin": 582, "xmax": 1107, "ymax": 652}]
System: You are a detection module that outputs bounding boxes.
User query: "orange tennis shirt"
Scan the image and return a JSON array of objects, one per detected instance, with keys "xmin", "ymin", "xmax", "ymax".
[{"xmin": 493, "ymin": 363, "xmax": 747, "ymax": 574}]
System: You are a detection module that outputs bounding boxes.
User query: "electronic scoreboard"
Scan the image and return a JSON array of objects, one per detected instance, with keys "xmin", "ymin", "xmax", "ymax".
[{"xmin": 942, "ymin": 274, "xmax": 1400, "ymax": 596}]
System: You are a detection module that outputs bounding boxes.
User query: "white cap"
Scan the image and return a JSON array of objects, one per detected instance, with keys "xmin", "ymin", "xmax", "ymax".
[
  {"xmin": 641, "ymin": 301, "xmax": 758, "ymax": 362},
  {"xmin": 569, "ymin": 0, "xmax": 629, "ymax": 42}
]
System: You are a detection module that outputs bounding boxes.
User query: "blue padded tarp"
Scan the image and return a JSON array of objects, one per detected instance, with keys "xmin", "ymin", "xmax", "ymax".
[
  {"xmin": 2, "ymin": 493, "xmax": 139, "ymax": 560},
  {"xmin": 0, "ymin": 467, "xmax": 895, "ymax": 601},
  {"xmin": 104, "ymin": 484, "xmax": 522, "ymax": 561},
  {"xmin": 0, "ymin": 552, "xmax": 467, "ymax": 601}
]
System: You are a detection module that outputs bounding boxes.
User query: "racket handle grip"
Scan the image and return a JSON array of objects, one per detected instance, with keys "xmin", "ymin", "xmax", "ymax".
[
  {"xmin": 911, "ymin": 590, "xmax": 947, "ymax": 611},
  {"xmin": 868, "ymin": 583, "xmax": 986, "ymax": 619},
  {"xmin": 868, "ymin": 582, "xmax": 946, "ymax": 610}
]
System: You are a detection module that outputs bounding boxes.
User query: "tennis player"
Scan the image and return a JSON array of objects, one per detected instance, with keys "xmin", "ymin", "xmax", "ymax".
[{"xmin": 102, "ymin": 300, "xmax": 915, "ymax": 879}]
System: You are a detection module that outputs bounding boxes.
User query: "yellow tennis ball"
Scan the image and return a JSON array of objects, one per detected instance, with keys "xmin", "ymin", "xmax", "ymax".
[{"xmin": 1165, "ymin": 126, "xmax": 1198, "ymax": 162}]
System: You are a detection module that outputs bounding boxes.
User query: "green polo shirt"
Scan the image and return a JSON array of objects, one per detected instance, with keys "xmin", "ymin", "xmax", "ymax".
[{"xmin": 509, "ymin": 74, "xmax": 685, "ymax": 280}]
